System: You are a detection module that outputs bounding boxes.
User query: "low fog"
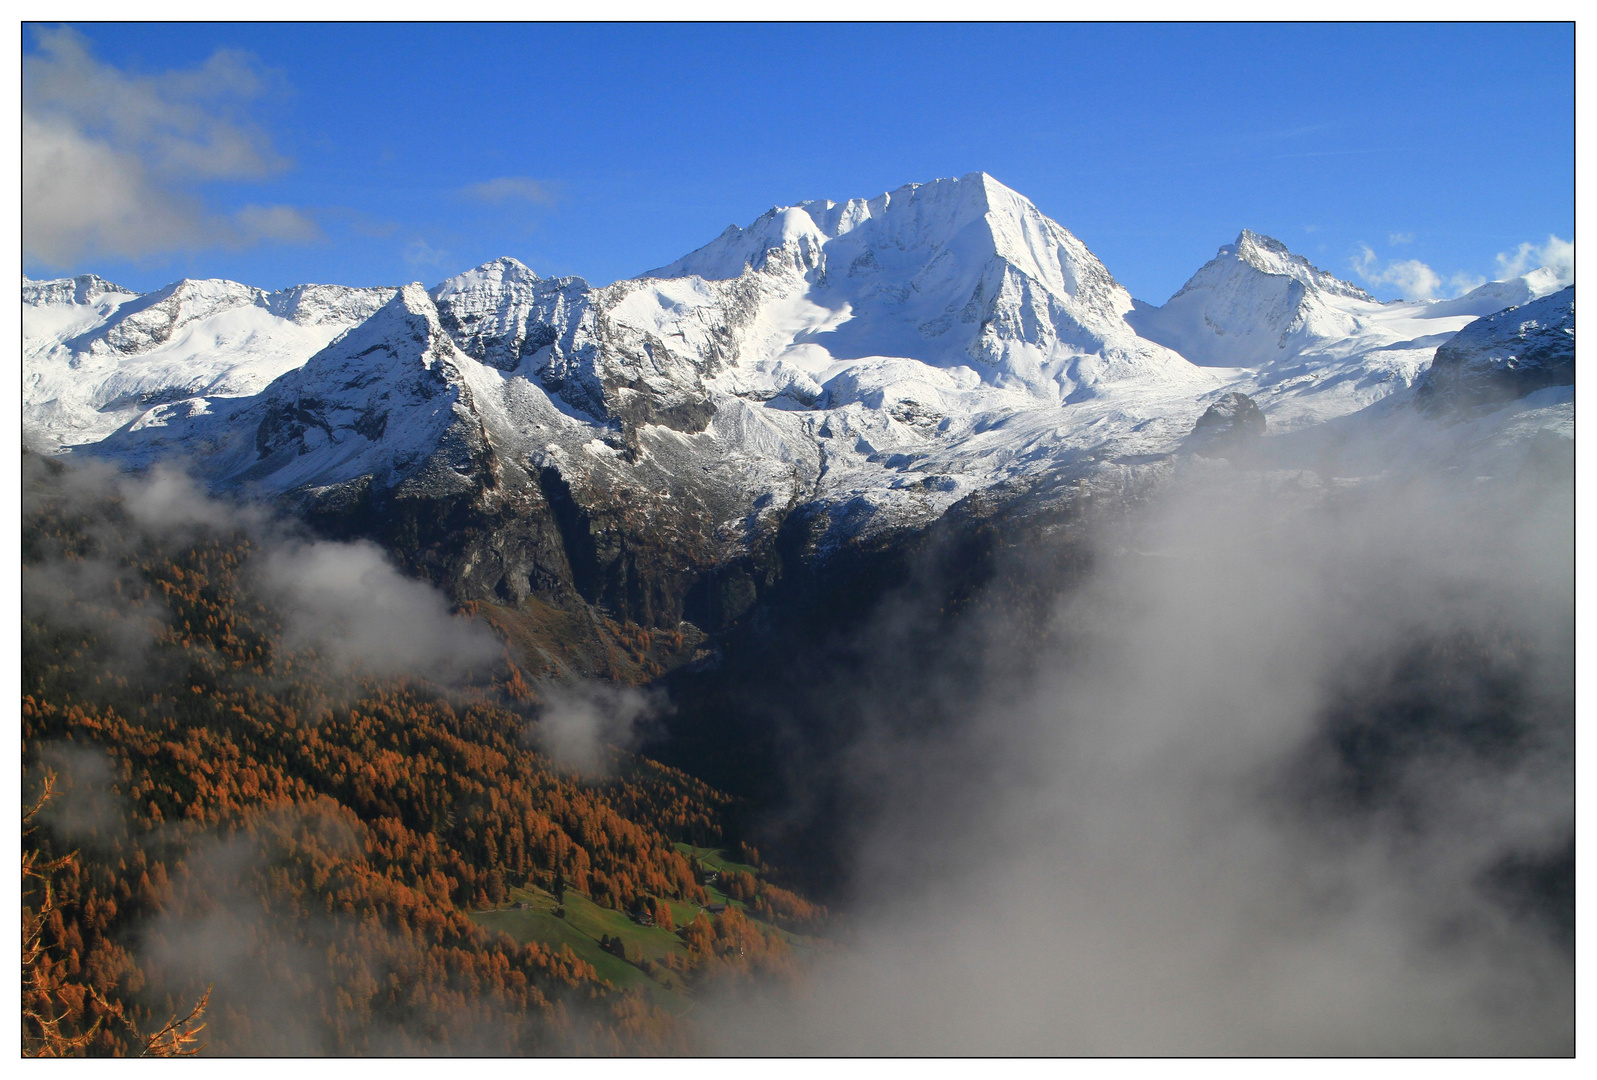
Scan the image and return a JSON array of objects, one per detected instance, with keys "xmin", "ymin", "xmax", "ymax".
[
  {"xmin": 22, "ymin": 456, "xmax": 499, "ymax": 688},
  {"xmin": 258, "ymin": 538, "xmax": 498, "ymax": 682},
  {"xmin": 529, "ymin": 680, "xmax": 667, "ymax": 775},
  {"xmin": 701, "ymin": 421, "xmax": 1574, "ymax": 1055}
]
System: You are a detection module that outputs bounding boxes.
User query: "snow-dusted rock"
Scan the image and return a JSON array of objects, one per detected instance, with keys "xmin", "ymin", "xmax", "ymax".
[
  {"xmin": 23, "ymin": 274, "xmax": 395, "ymax": 451},
  {"xmin": 1414, "ymin": 287, "xmax": 1575, "ymax": 416},
  {"xmin": 1185, "ymin": 391, "xmax": 1267, "ymax": 457},
  {"xmin": 23, "ymin": 273, "xmax": 136, "ymax": 308},
  {"xmin": 98, "ymin": 285, "xmax": 479, "ymax": 494}
]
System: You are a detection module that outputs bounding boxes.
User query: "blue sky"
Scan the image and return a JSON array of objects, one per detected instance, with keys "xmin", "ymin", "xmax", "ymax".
[{"xmin": 22, "ymin": 22, "xmax": 1574, "ymax": 304}]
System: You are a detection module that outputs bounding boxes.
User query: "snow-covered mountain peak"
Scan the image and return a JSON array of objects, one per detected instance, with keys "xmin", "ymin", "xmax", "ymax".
[
  {"xmin": 823, "ymin": 172, "xmax": 1127, "ymax": 305},
  {"xmin": 432, "ymin": 256, "xmax": 543, "ymax": 301},
  {"xmin": 23, "ymin": 273, "xmax": 137, "ymax": 307},
  {"xmin": 23, "ymin": 272, "xmax": 401, "ymax": 452},
  {"xmin": 335, "ymin": 283, "xmax": 451, "ymax": 362},
  {"xmin": 429, "ymin": 257, "xmax": 593, "ymax": 376},
  {"xmin": 1425, "ymin": 264, "xmax": 1575, "ymax": 318},
  {"xmin": 91, "ymin": 278, "xmax": 266, "ymax": 355},
  {"xmin": 1206, "ymin": 230, "xmax": 1375, "ymax": 303},
  {"xmin": 1130, "ymin": 231, "xmax": 1385, "ymax": 371},
  {"xmin": 89, "ymin": 278, "xmax": 493, "ymax": 498},
  {"xmin": 645, "ymin": 204, "xmax": 830, "ymax": 282},
  {"xmin": 1127, "ymin": 229, "xmax": 1528, "ymax": 432},
  {"xmin": 634, "ymin": 171, "xmax": 1173, "ymax": 404},
  {"xmin": 643, "ymin": 172, "xmax": 1103, "ymax": 299}
]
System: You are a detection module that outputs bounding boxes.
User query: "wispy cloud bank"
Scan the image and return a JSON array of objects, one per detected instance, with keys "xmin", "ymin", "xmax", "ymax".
[
  {"xmin": 259, "ymin": 538, "xmax": 500, "ymax": 683},
  {"xmin": 1352, "ymin": 244, "xmax": 1443, "ymax": 300},
  {"xmin": 1497, "ymin": 234, "xmax": 1574, "ymax": 286},
  {"xmin": 1352, "ymin": 231, "xmax": 1574, "ymax": 302},
  {"xmin": 461, "ymin": 176, "xmax": 557, "ymax": 206},
  {"xmin": 22, "ymin": 457, "xmax": 498, "ymax": 689},
  {"xmin": 529, "ymin": 681, "xmax": 667, "ymax": 775},
  {"xmin": 23, "ymin": 26, "xmax": 320, "ymax": 268},
  {"xmin": 403, "ymin": 238, "xmax": 451, "ymax": 271}
]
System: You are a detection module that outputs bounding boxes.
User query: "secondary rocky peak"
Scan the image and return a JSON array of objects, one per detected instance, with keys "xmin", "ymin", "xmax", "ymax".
[
  {"xmin": 1129, "ymin": 230, "xmax": 1379, "ymax": 369},
  {"xmin": 95, "ymin": 278, "xmax": 265, "ymax": 355},
  {"xmin": 340, "ymin": 283, "xmax": 450, "ymax": 358},
  {"xmin": 431, "ymin": 258, "xmax": 588, "ymax": 376},
  {"xmin": 644, "ymin": 204, "xmax": 829, "ymax": 282},
  {"xmin": 266, "ymin": 282, "xmax": 398, "ymax": 327}
]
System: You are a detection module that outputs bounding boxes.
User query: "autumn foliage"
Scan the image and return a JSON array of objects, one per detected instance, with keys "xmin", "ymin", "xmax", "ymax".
[{"xmin": 19, "ymin": 458, "xmax": 821, "ymax": 1055}]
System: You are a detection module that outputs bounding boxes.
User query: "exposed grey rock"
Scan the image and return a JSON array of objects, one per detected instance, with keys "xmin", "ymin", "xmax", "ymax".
[
  {"xmin": 1185, "ymin": 391, "xmax": 1267, "ymax": 457},
  {"xmin": 1414, "ymin": 287, "xmax": 1574, "ymax": 416}
]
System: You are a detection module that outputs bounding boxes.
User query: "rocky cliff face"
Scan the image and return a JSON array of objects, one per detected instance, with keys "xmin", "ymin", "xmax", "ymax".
[{"xmin": 22, "ymin": 272, "xmax": 135, "ymax": 307}]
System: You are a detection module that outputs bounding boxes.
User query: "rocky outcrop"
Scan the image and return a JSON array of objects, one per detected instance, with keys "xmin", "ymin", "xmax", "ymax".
[
  {"xmin": 1414, "ymin": 287, "xmax": 1574, "ymax": 416},
  {"xmin": 1185, "ymin": 391, "xmax": 1266, "ymax": 456}
]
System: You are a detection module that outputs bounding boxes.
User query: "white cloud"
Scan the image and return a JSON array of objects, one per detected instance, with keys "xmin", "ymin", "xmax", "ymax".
[
  {"xmin": 235, "ymin": 204, "xmax": 322, "ymax": 245},
  {"xmin": 530, "ymin": 682, "xmax": 666, "ymax": 775},
  {"xmin": 1351, "ymin": 244, "xmax": 1443, "ymax": 301},
  {"xmin": 461, "ymin": 176, "xmax": 557, "ymax": 206},
  {"xmin": 1495, "ymin": 235, "xmax": 1574, "ymax": 286},
  {"xmin": 259, "ymin": 539, "xmax": 500, "ymax": 682},
  {"xmin": 1388, "ymin": 231, "xmax": 1415, "ymax": 245},
  {"xmin": 403, "ymin": 238, "xmax": 451, "ymax": 271},
  {"xmin": 22, "ymin": 27, "xmax": 320, "ymax": 268},
  {"xmin": 1358, "ymin": 232, "xmax": 1573, "ymax": 303}
]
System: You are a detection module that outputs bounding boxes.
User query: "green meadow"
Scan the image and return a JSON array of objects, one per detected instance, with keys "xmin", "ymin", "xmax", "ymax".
[{"xmin": 470, "ymin": 847, "xmax": 807, "ymax": 1013}]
